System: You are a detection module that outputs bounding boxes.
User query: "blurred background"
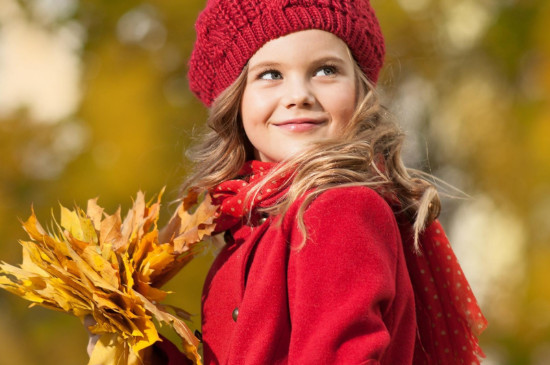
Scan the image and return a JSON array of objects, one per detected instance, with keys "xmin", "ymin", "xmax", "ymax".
[{"xmin": 0, "ymin": 0, "xmax": 548, "ymax": 363}]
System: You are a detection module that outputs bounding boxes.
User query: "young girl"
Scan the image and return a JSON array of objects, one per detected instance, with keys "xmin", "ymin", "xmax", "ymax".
[{"xmin": 91, "ymin": 0, "xmax": 487, "ymax": 363}]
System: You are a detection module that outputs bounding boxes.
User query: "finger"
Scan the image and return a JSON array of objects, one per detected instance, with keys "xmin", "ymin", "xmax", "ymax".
[
  {"xmin": 87, "ymin": 332, "xmax": 100, "ymax": 357},
  {"xmin": 83, "ymin": 314, "xmax": 96, "ymax": 330}
]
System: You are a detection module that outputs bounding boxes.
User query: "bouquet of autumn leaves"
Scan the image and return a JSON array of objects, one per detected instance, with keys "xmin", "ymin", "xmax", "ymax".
[{"xmin": 0, "ymin": 189, "xmax": 218, "ymax": 365}]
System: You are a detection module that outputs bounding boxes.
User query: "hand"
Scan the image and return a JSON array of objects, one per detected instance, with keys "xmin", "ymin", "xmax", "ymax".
[
  {"xmin": 83, "ymin": 315, "xmax": 100, "ymax": 358},
  {"xmin": 83, "ymin": 315, "xmax": 167, "ymax": 364}
]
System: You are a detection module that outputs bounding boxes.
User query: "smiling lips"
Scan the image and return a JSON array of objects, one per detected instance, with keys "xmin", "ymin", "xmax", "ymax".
[{"xmin": 272, "ymin": 118, "xmax": 326, "ymax": 132}]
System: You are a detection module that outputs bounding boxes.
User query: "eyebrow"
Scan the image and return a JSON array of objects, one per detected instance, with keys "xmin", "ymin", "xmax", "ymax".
[
  {"xmin": 312, "ymin": 56, "xmax": 348, "ymax": 66},
  {"xmin": 248, "ymin": 55, "xmax": 348, "ymax": 74},
  {"xmin": 248, "ymin": 62, "xmax": 281, "ymax": 74}
]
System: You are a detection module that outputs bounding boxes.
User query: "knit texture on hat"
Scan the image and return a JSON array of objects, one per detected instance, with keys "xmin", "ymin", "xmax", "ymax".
[{"xmin": 188, "ymin": 0, "xmax": 385, "ymax": 106}]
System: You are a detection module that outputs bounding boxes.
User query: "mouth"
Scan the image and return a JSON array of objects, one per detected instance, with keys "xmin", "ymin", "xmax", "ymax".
[{"xmin": 272, "ymin": 118, "xmax": 326, "ymax": 132}]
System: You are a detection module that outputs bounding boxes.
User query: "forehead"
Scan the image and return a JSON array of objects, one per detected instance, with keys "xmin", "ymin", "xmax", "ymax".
[{"xmin": 248, "ymin": 29, "xmax": 352, "ymax": 65}]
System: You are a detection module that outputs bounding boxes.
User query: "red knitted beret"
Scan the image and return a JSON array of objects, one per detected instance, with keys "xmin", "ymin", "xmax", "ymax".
[{"xmin": 188, "ymin": 0, "xmax": 385, "ymax": 107}]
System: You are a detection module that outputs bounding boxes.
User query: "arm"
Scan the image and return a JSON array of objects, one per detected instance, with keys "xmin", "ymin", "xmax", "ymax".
[
  {"xmin": 287, "ymin": 187, "xmax": 401, "ymax": 364},
  {"xmin": 152, "ymin": 335, "xmax": 193, "ymax": 365}
]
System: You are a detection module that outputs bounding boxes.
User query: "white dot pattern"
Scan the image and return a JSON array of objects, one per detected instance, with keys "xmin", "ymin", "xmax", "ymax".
[
  {"xmin": 210, "ymin": 160, "xmax": 288, "ymax": 231},
  {"xmin": 402, "ymin": 219, "xmax": 487, "ymax": 364},
  {"xmin": 211, "ymin": 161, "xmax": 487, "ymax": 363}
]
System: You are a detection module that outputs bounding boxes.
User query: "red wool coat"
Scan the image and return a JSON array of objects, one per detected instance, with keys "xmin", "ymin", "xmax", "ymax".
[
  {"xmin": 194, "ymin": 186, "xmax": 416, "ymax": 364},
  {"xmin": 158, "ymin": 173, "xmax": 486, "ymax": 364}
]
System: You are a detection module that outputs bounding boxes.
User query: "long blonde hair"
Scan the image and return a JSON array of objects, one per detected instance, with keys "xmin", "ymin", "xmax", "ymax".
[{"xmin": 182, "ymin": 61, "xmax": 440, "ymax": 247}]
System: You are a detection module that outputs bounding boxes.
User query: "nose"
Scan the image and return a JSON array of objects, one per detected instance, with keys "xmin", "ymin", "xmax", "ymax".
[{"xmin": 281, "ymin": 77, "xmax": 315, "ymax": 109}]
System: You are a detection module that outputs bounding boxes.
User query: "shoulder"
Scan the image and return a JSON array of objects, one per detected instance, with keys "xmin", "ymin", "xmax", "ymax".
[
  {"xmin": 304, "ymin": 186, "xmax": 395, "ymax": 230},
  {"xmin": 284, "ymin": 186, "xmax": 400, "ymax": 256},
  {"xmin": 305, "ymin": 185, "xmax": 394, "ymax": 221}
]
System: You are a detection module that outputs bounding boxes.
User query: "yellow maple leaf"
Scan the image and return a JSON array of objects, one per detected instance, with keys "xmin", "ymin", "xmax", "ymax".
[{"xmin": 0, "ymin": 189, "xmax": 219, "ymax": 365}]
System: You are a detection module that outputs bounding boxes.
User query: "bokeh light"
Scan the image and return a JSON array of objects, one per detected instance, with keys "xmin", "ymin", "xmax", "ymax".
[{"xmin": 0, "ymin": 0, "xmax": 548, "ymax": 364}]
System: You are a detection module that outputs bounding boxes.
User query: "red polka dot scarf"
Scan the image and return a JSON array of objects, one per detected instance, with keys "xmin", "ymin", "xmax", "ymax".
[
  {"xmin": 210, "ymin": 161, "xmax": 487, "ymax": 364},
  {"xmin": 399, "ymin": 217, "xmax": 488, "ymax": 364},
  {"xmin": 210, "ymin": 160, "xmax": 290, "ymax": 232}
]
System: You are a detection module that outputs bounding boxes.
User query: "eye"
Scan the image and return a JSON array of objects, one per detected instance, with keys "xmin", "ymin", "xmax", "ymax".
[
  {"xmin": 315, "ymin": 65, "xmax": 338, "ymax": 77},
  {"xmin": 259, "ymin": 70, "xmax": 283, "ymax": 80}
]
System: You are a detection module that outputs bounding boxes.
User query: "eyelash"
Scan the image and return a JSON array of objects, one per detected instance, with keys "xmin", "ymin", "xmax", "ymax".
[
  {"xmin": 256, "ymin": 63, "xmax": 340, "ymax": 80},
  {"xmin": 258, "ymin": 69, "xmax": 282, "ymax": 80},
  {"xmin": 316, "ymin": 64, "xmax": 338, "ymax": 76}
]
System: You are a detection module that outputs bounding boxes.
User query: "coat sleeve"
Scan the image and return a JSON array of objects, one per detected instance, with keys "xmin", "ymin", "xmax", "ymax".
[
  {"xmin": 151, "ymin": 335, "xmax": 193, "ymax": 365},
  {"xmin": 286, "ymin": 187, "xmax": 401, "ymax": 364}
]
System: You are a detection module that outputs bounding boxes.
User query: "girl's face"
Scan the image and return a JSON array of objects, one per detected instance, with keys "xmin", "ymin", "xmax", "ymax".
[{"xmin": 240, "ymin": 29, "xmax": 357, "ymax": 162}]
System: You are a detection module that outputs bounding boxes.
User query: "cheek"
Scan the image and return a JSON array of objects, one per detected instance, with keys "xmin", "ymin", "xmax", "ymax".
[
  {"xmin": 241, "ymin": 88, "xmax": 272, "ymax": 128},
  {"xmin": 240, "ymin": 89, "xmax": 254, "ymax": 130},
  {"xmin": 240, "ymin": 90, "xmax": 266, "ymax": 153},
  {"xmin": 325, "ymin": 83, "xmax": 357, "ymax": 124}
]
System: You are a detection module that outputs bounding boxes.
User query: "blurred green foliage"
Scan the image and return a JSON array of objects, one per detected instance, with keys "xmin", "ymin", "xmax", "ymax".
[{"xmin": 0, "ymin": 0, "xmax": 549, "ymax": 364}]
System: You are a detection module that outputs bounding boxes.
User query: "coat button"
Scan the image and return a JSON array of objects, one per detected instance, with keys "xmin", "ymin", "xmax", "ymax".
[
  {"xmin": 232, "ymin": 307, "xmax": 239, "ymax": 322},
  {"xmin": 257, "ymin": 212, "xmax": 269, "ymax": 225}
]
